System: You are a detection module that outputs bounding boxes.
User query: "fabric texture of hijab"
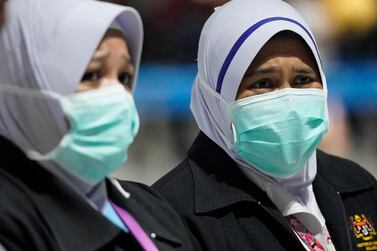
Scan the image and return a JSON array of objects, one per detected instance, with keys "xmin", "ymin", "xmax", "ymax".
[
  {"xmin": 0, "ymin": 0, "xmax": 143, "ymax": 208},
  {"xmin": 190, "ymin": 0, "xmax": 330, "ymax": 232}
]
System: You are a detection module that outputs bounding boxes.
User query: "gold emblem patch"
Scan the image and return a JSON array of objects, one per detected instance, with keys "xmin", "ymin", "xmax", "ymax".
[{"xmin": 349, "ymin": 214, "xmax": 377, "ymax": 250}]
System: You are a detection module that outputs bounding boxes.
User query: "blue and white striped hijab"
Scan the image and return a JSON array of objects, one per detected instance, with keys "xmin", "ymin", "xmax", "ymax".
[{"xmin": 191, "ymin": 0, "xmax": 328, "ymax": 194}]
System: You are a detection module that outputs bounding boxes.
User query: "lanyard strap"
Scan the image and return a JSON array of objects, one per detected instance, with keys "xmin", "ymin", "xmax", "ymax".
[
  {"xmin": 286, "ymin": 215, "xmax": 328, "ymax": 251},
  {"xmin": 110, "ymin": 202, "xmax": 158, "ymax": 251}
]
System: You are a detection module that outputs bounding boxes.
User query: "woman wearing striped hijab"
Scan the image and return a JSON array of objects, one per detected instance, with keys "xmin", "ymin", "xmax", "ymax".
[
  {"xmin": 0, "ymin": 0, "xmax": 193, "ymax": 250},
  {"xmin": 153, "ymin": 0, "xmax": 377, "ymax": 250}
]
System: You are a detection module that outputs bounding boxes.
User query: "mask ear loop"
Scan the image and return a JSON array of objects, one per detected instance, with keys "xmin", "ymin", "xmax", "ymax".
[
  {"xmin": 0, "ymin": 84, "xmax": 65, "ymax": 160},
  {"xmin": 0, "ymin": 84, "xmax": 63, "ymax": 100},
  {"xmin": 197, "ymin": 75, "xmax": 235, "ymax": 150}
]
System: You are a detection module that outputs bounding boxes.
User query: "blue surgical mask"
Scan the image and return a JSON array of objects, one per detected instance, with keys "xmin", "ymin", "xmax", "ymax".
[
  {"xmin": 44, "ymin": 85, "xmax": 139, "ymax": 183},
  {"xmin": 229, "ymin": 88, "xmax": 328, "ymax": 178}
]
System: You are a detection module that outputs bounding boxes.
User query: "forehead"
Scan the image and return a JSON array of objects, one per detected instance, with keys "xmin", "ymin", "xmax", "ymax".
[
  {"xmin": 250, "ymin": 33, "xmax": 318, "ymax": 70},
  {"xmin": 99, "ymin": 30, "xmax": 129, "ymax": 48},
  {"xmin": 93, "ymin": 31, "xmax": 132, "ymax": 64}
]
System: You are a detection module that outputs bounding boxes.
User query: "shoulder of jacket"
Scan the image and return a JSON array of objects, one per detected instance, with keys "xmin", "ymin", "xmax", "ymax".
[
  {"xmin": 152, "ymin": 159, "xmax": 192, "ymax": 192},
  {"xmin": 0, "ymin": 168, "xmax": 32, "ymax": 206},
  {"xmin": 0, "ymin": 168, "xmax": 40, "ymax": 238},
  {"xmin": 317, "ymin": 150, "xmax": 376, "ymax": 192},
  {"xmin": 115, "ymin": 180, "xmax": 160, "ymax": 199}
]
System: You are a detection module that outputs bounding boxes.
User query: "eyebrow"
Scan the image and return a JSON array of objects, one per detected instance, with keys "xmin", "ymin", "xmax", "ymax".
[
  {"xmin": 244, "ymin": 65, "xmax": 317, "ymax": 79},
  {"xmin": 245, "ymin": 66, "xmax": 279, "ymax": 78},
  {"xmin": 293, "ymin": 68, "xmax": 316, "ymax": 74},
  {"xmin": 86, "ymin": 51, "xmax": 134, "ymax": 76},
  {"xmin": 121, "ymin": 54, "xmax": 135, "ymax": 75},
  {"xmin": 91, "ymin": 51, "xmax": 110, "ymax": 63},
  {"xmin": 122, "ymin": 54, "xmax": 133, "ymax": 66}
]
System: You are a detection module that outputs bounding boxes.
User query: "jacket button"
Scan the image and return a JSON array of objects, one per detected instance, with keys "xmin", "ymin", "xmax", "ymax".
[{"xmin": 150, "ymin": 233, "xmax": 157, "ymax": 239}]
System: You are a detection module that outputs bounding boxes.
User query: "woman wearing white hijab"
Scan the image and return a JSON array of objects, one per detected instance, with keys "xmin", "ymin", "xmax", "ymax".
[
  {"xmin": 153, "ymin": 0, "xmax": 377, "ymax": 250},
  {"xmin": 0, "ymin": 0, "xmax": 194, "ymax": 250}
]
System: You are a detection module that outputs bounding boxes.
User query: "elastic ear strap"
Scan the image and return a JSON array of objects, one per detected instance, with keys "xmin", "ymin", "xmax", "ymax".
[
  {"xmin": 0, "ymin": 84, "xmax": 63, "ymax": 100},
  {"xmin": 197, "ymin": 75, "xmax": 228, "ymax": 105},
  {"xmin": 196, "ymin": 75, "xmax": 234, "ymax": 150},
  {"xmin": 26, "ymin": 149, "xmax": 51, "ymax": 161}
]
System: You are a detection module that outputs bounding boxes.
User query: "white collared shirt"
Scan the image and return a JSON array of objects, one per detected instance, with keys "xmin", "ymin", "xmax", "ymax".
[{"xmin": 241, "ymin": 167, "xmax": 336, "ymax": 250}]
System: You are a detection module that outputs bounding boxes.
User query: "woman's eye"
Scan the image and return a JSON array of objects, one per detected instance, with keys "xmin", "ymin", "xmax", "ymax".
[
  {"xmin": 81, "ymin": 71, "xmax": 99, "ymax": 82},
  {"xmin": 294, "ymin": 76, "xmax": 312, "ymax": 86},
  {"xmin": 252, "ymin": 80, "xmax": 274, "ymax": 89},
  {"xmin": 118, "ymin": 73, "xmax": 131, "ymax": 87}
]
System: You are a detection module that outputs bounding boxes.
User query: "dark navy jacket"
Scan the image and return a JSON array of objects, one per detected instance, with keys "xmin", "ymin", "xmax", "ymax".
[
  {"xmin": 153, "ymin": 133, "xmax": 377, "ymax": 251},
  {"xmin": 0, "ymin": 136, "xmax": 194, "ymax": 251}
]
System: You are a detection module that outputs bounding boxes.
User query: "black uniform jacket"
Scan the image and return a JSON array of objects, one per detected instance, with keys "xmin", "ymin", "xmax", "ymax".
[
  {"xmin": 0, "ymin": 136, "xmax": 194, "ymax": 251},
  {"xmin": 153, "ymin": 133, "xmax": 377, "ymax": 251}
]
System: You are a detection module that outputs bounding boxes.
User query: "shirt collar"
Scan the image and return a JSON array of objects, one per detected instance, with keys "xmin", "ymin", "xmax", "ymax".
[{"xmin": 241, "ymin": 164, "xmax": 326, "ymax": 234}]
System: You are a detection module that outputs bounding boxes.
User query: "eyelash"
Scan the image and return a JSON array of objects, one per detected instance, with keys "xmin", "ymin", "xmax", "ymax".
[
  {"xmin": 251, "ymin": 76, "xmax": 315, "ymax": 89},
  {"xmin": 118, "ymin": 73, "xmax": 132, "ymax": 87},
  {"xmin": 252, "ymin": 79, "xmax": 274, "ymax": 89},
  {"xmin": 81, "ymin": 71, "xmax": 100, "ymax": 82},
  {"xmin": 80, "ymin": 71, "xmax": 132, "ymax": 87},
  {"xmin": 293, "ymin": 76, "xmax": 313, "ymax": 86}
]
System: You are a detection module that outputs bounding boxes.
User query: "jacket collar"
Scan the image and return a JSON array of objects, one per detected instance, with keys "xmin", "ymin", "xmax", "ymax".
[
  {"xmin": 316, "ymin": 150, "xmax": 375, "ymax": 193},
  {"xmin": 188, "ymin": 133, "xmax": 276, "ymax": 214},
  {"xmin": 107, "ymin": 179, "xmax": 182, "ymax": 246}
]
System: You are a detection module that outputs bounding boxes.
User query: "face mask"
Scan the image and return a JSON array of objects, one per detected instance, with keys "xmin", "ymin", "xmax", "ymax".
[
  {"xmin": 228, "ymin": 88, "xmax": 328, "ymax": 178},
  {"xmin": 43, "ymin": 85, "xmax": 139, "ymax": 183},
  {"xmin": 0, "ymin": 84, "xmax": 139, "ymax": 183}
]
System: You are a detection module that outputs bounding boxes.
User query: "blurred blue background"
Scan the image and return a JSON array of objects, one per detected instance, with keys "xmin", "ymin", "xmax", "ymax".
[{"xmin": 135, "ymin": 62, "xmax": 377, "ymax": 119}]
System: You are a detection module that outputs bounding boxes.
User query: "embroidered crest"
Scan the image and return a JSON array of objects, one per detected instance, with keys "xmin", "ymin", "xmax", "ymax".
[
  {"xmin": 350, "ymin": 214, "xmax": 377, "ymax": 241},
  {"xmin": 349, "ymin": 214, "xmax": 377, "ymax": 250}
]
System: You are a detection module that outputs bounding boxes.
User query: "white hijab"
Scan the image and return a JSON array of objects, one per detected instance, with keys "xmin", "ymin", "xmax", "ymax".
[
  {"xmin": 0, "ymin": 0, "xmax": 143, "ymax": 156},
  {"xmin": 0, "ymin": 0, "xmax": 143, "ymax": 207},
  {"xmin": 191, "ymin": 0, "xmax": 328, "ymax": 203}
]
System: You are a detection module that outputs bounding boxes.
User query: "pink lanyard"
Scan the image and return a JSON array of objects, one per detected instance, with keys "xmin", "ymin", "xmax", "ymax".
[
  {"xmin": 110, "ymin": 202, "xmax": 159, "ymax": 251},
  {"xmin": 286, "ymin": 215, "xmax": 327, "ymax": 251}
]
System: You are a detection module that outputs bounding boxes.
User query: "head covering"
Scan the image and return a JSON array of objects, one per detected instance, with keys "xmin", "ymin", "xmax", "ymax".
[
  {"xmin": 191, "ymin": 0, "xmax": 328, "ymax": 191},
  {"xmin": 0, "ymin": 0, "xmax": 143, "ymax": 156}
]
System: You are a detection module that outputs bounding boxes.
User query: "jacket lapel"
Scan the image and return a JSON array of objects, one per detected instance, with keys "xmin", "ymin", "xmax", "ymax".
[
  {"xmin": 313, "ymin": 172, "xmax": 353, "ymax": 251},
  {"xmin": 314, "ymin": 151, "xmax": 359, "ymax": 251},
  {"xmin": 107, "ymin": 179, "xmax": 182, "ymax": 247},
  {"xmin": 314, "ymin": 150, "xmax": 376, "ymax": 251}
]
